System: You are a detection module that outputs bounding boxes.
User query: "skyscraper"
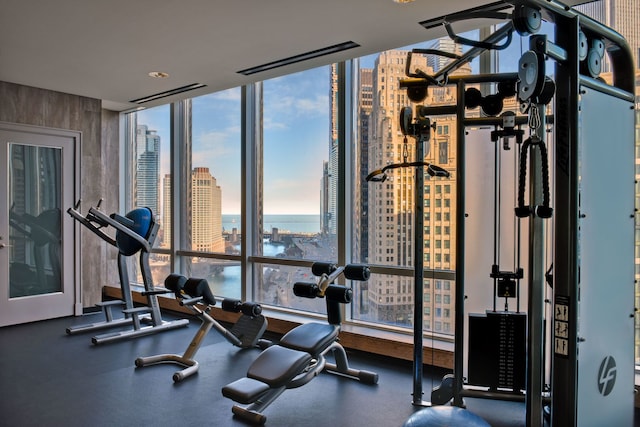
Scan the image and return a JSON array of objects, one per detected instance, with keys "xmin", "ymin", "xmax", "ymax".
[
  {"xmin": 162, "ymin": 174, "xmax": 171, "ymax": 248},
  {"xmin": 356, "ymin": 68, "xmax": 373, "ymax": 263},
  {"xmin": 365, "ymin": 49, "xmax": 458, "ymax": 330},
  {"xmin": 135, "ymin": 124, "xmax": 160, "ymax": 218},
  {"xmin": 327, "ymin": 64, "xmax": 339, "ymax": 235},
  {"xmin": 320, "ymin": 160, "xmax": 330, "ymax": 235},
  {"xmin": 191, "ymin": 167, "xmax": 224, "ymax": 253}
]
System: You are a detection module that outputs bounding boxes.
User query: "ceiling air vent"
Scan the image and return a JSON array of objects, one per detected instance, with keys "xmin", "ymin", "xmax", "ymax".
[
  {"xmin": 237, "ymin": 41, "xmax": 360, "ymax": 76},
  {"xmin": 130, "ymin": 83, "xmax": 207, "ymax": 104}
]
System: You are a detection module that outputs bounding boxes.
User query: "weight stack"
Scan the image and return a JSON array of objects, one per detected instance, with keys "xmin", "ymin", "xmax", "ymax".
[{"xmin": 468, "ymin": 311, "xmax": 527, "ymax": 392}]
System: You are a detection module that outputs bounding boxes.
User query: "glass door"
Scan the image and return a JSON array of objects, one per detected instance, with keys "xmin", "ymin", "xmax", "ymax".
[{"xmin": 0, "ymin": 123, "xmax": 78, "ymax": 327}]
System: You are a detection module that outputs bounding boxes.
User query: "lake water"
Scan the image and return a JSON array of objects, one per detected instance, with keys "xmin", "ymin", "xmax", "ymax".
[
  {"xmin": 223, "ymin": 214, "xmax": 320, "ymax": 234},
  {"xmin": 206, "ymin": 239, "xmax": 297, "ymax": 297},
  {"xmin": 211, "ymin": 215, "xmax": 321, "ymax": 297}
]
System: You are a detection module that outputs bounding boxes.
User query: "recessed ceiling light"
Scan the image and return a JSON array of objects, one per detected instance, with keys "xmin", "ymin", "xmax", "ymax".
[
  {"xmin": 148, "ymin": 71, "xmax": 170, "ymax": 78},
  {"xmin": 393, "ymin": 0, "xmax": 415, "ymax": 3}
]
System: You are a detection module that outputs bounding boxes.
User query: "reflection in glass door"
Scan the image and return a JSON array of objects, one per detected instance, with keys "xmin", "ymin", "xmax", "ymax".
[
  {"xmin": 0, "ymin": 123, "xmax": 78, "ymax": 327},
  {"xmin": 9, "ymin": 144, "xmax": 62, "ymax": 298}
]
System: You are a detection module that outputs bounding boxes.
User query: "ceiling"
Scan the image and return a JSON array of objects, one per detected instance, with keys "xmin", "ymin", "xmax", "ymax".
[{"xmin": 1, "ymin": 0, "xmax": 581, "ymax": 112}]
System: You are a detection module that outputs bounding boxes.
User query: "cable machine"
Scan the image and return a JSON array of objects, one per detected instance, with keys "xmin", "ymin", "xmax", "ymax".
[
  {"xmin": 366, "ymin": 105, "xmax": 450, "ymax": 407},
  {"xmin": 393, "ymin": 1, "xmax": 635, "ymax": 426}
]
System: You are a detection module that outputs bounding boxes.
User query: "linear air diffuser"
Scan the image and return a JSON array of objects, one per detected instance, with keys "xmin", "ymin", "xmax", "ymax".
[
  {"xmin": 130, "ymin": 83, "xmax": 207, "ymax": 104},
  {"xmin": 237, "ymin": 41, "xmax": 360, "ymax": 76}
]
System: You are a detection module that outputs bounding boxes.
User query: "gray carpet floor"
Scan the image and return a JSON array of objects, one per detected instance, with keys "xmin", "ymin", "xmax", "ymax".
[{"xmin": 0, "ymin": 312, "xmax": 629, "ymax": 427}]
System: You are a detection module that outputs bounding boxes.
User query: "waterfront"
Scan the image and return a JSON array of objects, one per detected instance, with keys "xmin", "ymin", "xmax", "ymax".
[
  {"xmin": 203, "ymin": 239, "xmax": 286, "ymax": 298},
  {"xmin": 223, "ymin": 214, "xmax": 320, "ymax": 234},
  {"xmin": 150, "ymin": 214, "xmax": 334, "ymax": 305}
]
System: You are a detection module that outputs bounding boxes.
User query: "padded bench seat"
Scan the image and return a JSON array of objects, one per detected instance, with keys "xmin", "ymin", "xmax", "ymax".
[
  {"xmin": 222, "ymin": 345, "xmax": 313, "ymax": 404},
  {"xmin": 222, "ymin": 377, "xmax": 271, "ymax": 404},
  {"xmin": 279, "ymin": 322, "xmax": 339, "ymax": 356}
]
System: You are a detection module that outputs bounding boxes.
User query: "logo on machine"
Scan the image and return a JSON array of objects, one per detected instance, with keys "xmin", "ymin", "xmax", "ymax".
[{"xmin": 597, "ymin": 355, "xmax": 617, "ymax": 396}]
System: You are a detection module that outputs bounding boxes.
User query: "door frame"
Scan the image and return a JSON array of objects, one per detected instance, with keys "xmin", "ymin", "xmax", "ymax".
[{"xmin": 0, "ymin": 121, "xmax": 81, "ymax": 326}]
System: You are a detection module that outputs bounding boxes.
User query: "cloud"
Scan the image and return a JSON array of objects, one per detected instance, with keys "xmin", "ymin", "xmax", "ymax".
[
  {"xmin": 209, "ymin": 87, "xmax": 241, "ymax": 102},
  {"xmin": 261, "ymin": 65, "xmax": 330, "ymax": 130},
  {"xmin": 194, "ymin": 130, "xmax": 232, "ymax": 150},
  {"xmin": 263, "ymin": 93, "xmax": 329, "ymax": 130},
  {"xmin": 296, "ymin": 95, "xmax": 328, "ymax": 113}
]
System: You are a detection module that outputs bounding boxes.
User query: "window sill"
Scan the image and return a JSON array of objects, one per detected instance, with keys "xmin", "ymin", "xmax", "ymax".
[{"xmin": 102, "ymin": 285, "xmax": 454, "ymax": 369}]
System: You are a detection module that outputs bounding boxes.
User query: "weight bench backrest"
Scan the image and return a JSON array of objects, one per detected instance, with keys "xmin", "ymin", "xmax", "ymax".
[{"xmin": 279, "ymin": 322, "xmax": 339, "ymax": 356}]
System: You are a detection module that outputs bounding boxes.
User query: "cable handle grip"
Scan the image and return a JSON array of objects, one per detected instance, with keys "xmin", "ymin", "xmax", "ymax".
[{"xmin": 515, "ymin": 136, "xmax": 553, "ymax": 219}]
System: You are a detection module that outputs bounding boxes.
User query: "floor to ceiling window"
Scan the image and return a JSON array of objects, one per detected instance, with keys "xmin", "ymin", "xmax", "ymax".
[
  {"xmin": 183, "ymin": 90, "xmax": 243, "ymax": 299},
  {"xmin": 127, "ymin": 104, "xmax": 172, "ymax": 284},
  {"xmin": 253, "ymin": 65, "xmax": 337, "ymax": 314},
  {"xmin": 122, "ymin": 2, "xmax": 640, "ymax": 361}
]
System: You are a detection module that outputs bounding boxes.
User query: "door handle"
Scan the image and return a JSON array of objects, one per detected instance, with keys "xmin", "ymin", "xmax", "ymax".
[{"xmin": 0, "ymin": 243, "xmax": 10, "ymax": 249}]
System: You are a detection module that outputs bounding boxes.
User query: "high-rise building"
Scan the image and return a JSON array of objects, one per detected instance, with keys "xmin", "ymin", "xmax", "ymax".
[
  {"xmin": 320, "ymin": 160, "xmax": 330, "ymax": 235},
  {"xmin": 365, "ymin": 49, "xmax": 458, "ymax": 330},
  {"xmin": 575, "ymin": 0, "xmax": 640, "ymax": 69},
  {"xmin": 162, "ymin": 174, "xmax": 171, "ymax": 248},
  {"xmin": 135, "ymin": 124, "xmax": 160, "ymax": 218},
  {"xmin": 191, "ymin": 167, "xmax": 224, "ymax": 253},
  {"xmin": 356, "ymin": 68, "xmax": 373, "ymax": 263},
  {"xmin": 327, "ymin": 64, "xmax": 339, "ymax": 235},
  {"xmin": 427, "ymin": 38, "xmax": 457, "ymax": 73}
]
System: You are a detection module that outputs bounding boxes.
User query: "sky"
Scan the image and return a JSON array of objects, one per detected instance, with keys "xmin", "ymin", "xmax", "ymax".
[
  {"xmin": 135, "ymin": 25, "xmax": 548, "ymax": 216},
  {"xmin": 137, "ymin": 67, "xmax": 331, "ymax": 215}
]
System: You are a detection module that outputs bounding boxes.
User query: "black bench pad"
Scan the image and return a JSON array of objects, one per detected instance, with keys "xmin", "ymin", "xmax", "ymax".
[
  {"xmin": 222, "ymin": 377, "xmax": 270, "ymax": 404},
  {"xmin": 247, "ymin": 345, "xmax": 312, "ymax": 388},
  {"xmin": 279, "ymin": 322, "xmax": 339, "ymax": 356}
]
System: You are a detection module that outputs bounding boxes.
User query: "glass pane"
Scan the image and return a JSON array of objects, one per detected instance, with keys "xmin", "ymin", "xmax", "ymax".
[
  {"xmin": 351, "ymin": 37, "xmax": 473, "ymax": 332},
  {"xmin": 255, "ymin": 262, "xmax": 327, "ymax": 314},
  {"xmin": 125, "ymin": 106, "xmax": 170, "ymax": 286},
  {"xmin": 191, "ymin": 89, "xmax": 241, "ymax": 254},
  {"xmin": 261, "ymin": 66, "xmax": 334, "ymax": 260},
  {"xmin": 8, "ymin": 144, "xmax": 62, "ymax": 297},
  {"xmin": 132, "ymin": 105, "xmax": 170, "ymax": 248},
  {"xmin": 254, "ymin": 66, "xmax": 338, "ymax": 313},
  {"xmin": 497, "ymin": 22, "xmax": 554, "ymax": 74},
  {"xmin": 184, "ymin": 258, "xmax": 242, "ymax": 300}
]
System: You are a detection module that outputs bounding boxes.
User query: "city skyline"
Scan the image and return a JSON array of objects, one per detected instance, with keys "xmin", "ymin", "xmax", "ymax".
[
  {"xmin": 133, "ymin": 49, "xmax": 431, "ymax": 217},
  {"xmin": 131, "ymin": 29, "xmax": 493, "ymax": 218},
  {"xmin": 136, "ymin": 67, "xmax": 332, "ymax": 216}
]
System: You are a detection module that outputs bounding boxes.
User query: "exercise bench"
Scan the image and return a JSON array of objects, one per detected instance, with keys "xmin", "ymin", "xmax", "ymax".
[
  {"xmin": 135, "ymin": 273, "xmax": 269, "ymax": 382},
  {"xmin": 222, "ymin": 262, "xmax": 379, "ymax": 424},
  {"xmin": 66, "ymin": 200, "xmax": 189, "ymax": 343}
]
